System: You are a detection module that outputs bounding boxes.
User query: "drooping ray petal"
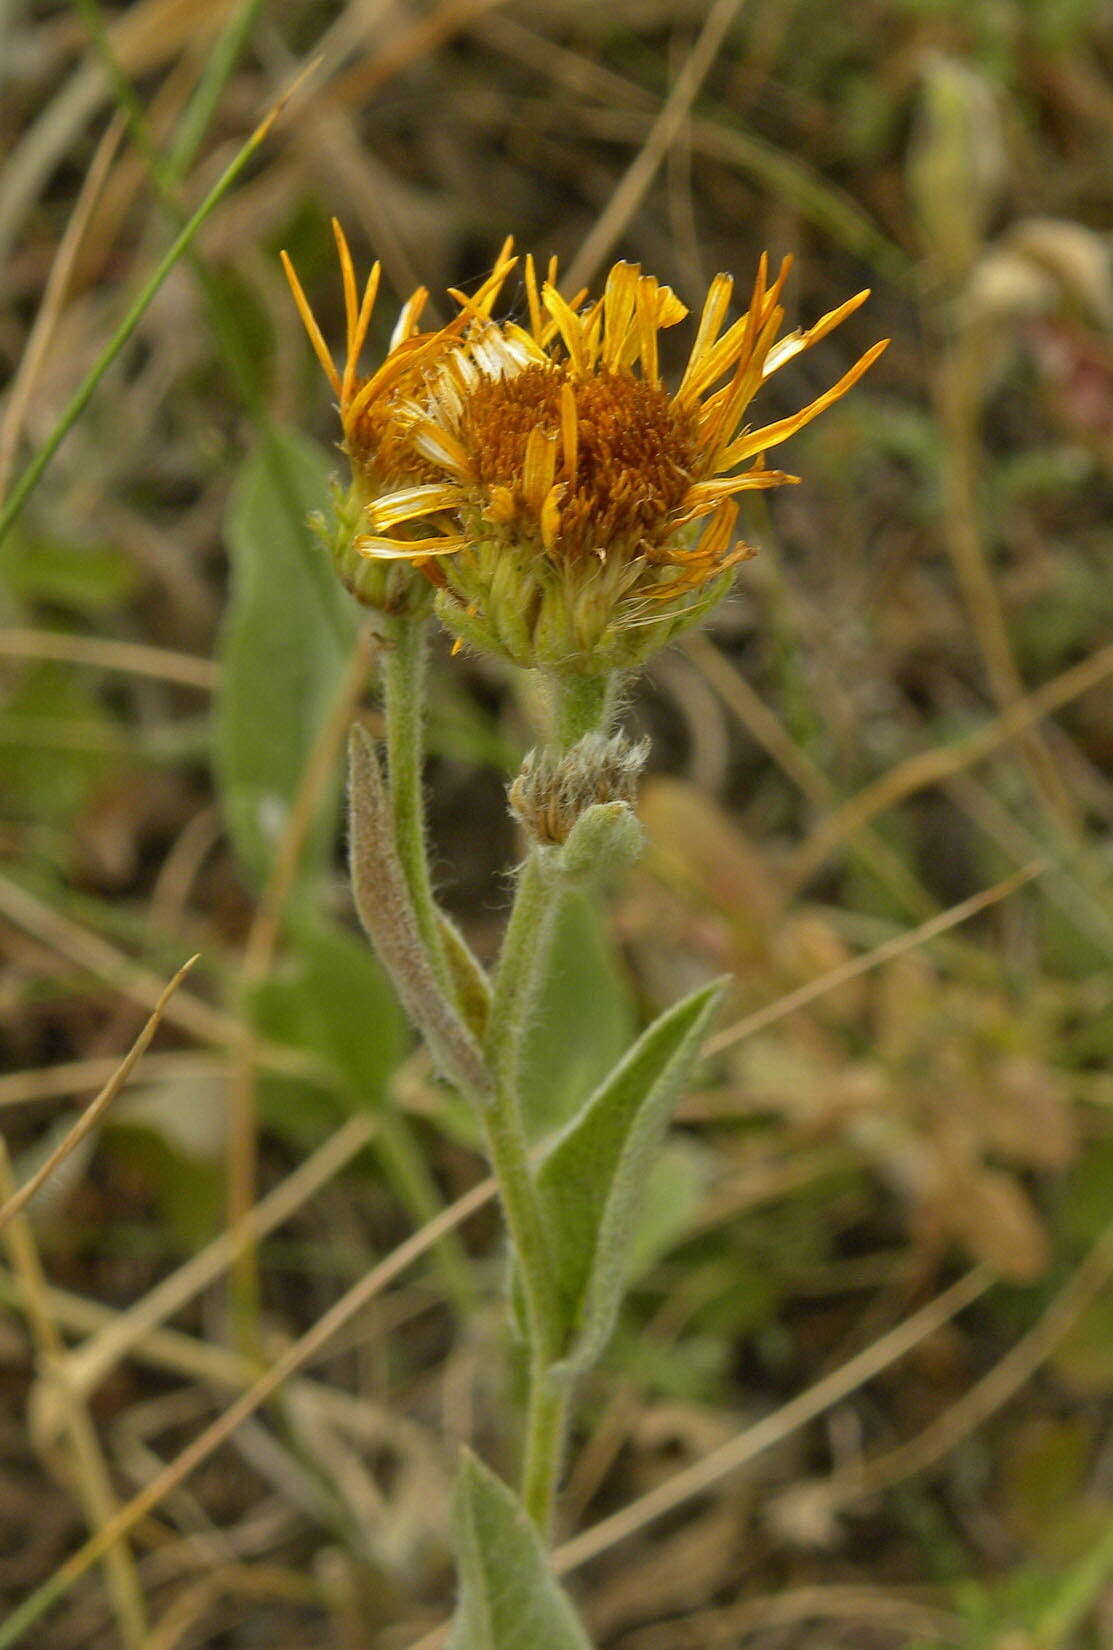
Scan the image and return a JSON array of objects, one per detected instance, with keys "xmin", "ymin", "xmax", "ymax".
[
  {"xmin": 408, "ymin": 417, "xmax": 474, "ymax": 478},
  {"xmin": 367, "ymin": 482, "xmax": 466, "ymax": 530},
  {"xmin": 356, "ymin": 533, "xmax": 467, "ymax": 558}
]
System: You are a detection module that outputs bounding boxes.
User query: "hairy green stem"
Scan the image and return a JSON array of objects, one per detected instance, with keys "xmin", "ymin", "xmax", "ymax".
[
  {"xmin": 486, "ymin": 670, "xmax": 616, "ymax": 1531},
  {"xmin": 521, "ymin": 1364, "xmax": 572, "ymax": 1536},
  {"xmin": 485, "ymin": 850, "xmax": 558, "ymax": 1098},
  {"xmin": 552, "ymin": 671, "xmax": 617, "ymax": 747},
  {"xmin": 481, "ymin": 1083, "xmax": 562, "ymax": 1360},
  {"xmin": 381, "ymin": 618, "xmax": 450, "ymax": 989}
]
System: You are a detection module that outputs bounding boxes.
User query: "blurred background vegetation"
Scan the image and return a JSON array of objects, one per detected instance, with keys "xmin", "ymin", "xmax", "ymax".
[{"xmin": 3, "ymin": 0, "xmax": 1113, "ymax": 1645}]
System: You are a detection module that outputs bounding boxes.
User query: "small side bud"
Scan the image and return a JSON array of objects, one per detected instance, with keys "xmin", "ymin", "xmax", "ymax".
[
  {"xmin": 319, "ymin": 479, "xmax": 433, "ymax": 618},
  {"xmin": 508, "ymin": 731, "xmax": 649, "ymax": 848},
  {"xmin": 559, "ymin": 800, "xmax": 645, "ymax": 883}
]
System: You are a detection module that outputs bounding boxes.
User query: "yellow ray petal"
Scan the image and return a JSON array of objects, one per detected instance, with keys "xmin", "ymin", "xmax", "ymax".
[
  {"xmin": 761, "ymin": 288, "xmax": 871, "ymax": 380},
  {"xmin": 349, "ymin": 262, "xmax": 382, "ymax": 402},
  {"xmin": 677, "ymin": 273, "xmax": 734, "ymax": 400},
  {"xmin": 280, "ymin": 249, "xmax": 341, "ymax": 398},
  {"xmin": 356, "ymin": 533, "xmax": 466, "ymax": 559},
  {"xmin": 635, "ymin": 277, "xmax": 661, "ymax": 381},
  {"xmin": 720, "ymin": 338, "xmax": 890, "ymax": 467},
  {"xmin": 368, "ymin": 482, "xmax": 466, "ymax": 530},
  {"xmin": 390, "ymin": 288, "xmax": 429, "ymax": 347},
  {"xmin": 601, "ymin": 262, "xmax": 640, "ymax": 372},
  {"xmin": 543, "ymin": 284, "xmax": 589, "ymax": 375}
]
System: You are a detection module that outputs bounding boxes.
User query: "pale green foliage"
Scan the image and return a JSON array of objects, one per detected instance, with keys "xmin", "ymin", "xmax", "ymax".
[
  {"xmin": 215, "ymin": 429, "xmax": 356, "ymax": 886},
  {"xmin": 449, "ymin": 1453, "xmax": 592, "ymax": 1650},
  {"xmin": 536, "ymin": 978, "xmax": 726, "ymax": 1371}
]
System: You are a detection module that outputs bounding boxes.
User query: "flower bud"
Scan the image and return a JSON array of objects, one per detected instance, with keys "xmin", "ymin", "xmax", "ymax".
[
  {"xmin": 508, "ymin": 731, "xmax": 649, "ymax": 848},
  {"xmin": 559, "ymin": 800, "xmax": 645, "ymax": 883},
  {"xmin": 313, "ymin": 482, "xmax": 433, "ymax": 618}
]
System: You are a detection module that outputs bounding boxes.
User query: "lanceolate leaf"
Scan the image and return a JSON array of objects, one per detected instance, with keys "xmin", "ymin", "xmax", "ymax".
[
  {"xmin": 449, "ymin": 1452, "xmax": 593, "ymax": 1650},
  {"xmin": 536, "ymin": 978, "xmax": 725, "ymax": 1371},
  {"xmin": 215, "ymin": 428, "xmax": 357, "ymax": 887}
]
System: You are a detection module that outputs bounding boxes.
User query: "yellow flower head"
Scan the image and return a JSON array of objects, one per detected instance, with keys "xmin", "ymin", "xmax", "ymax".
[
  {"xmin": 283, "ymin": 232, "xmax": 886, "ymax": 661},
  {"xmin": 357, "ymin": 253, "xmax": 887, "ymax": 671}
]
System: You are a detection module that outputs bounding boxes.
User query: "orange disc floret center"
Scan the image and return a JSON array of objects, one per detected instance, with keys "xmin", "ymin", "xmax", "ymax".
[{"xmin": 459, "ymin": 363, "xmax": 697, "ymax": 558}]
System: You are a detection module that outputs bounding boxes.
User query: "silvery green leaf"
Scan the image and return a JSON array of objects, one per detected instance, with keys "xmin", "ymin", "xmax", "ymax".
[
  {"xmin": 215, "ymin": 429, "xmax": 356, "ymax": 887},
  {"xmin": 448, "ymin": 1452, "xmax": 593, "ymax": 1650},
  {"xmin": 536, "ymin": 979, "xmax": 725, "ymax": 1371}
]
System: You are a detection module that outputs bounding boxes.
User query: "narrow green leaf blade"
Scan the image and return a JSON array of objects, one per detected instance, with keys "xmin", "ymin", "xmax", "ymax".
[
  {"xmin": 450, "ymin": 1452, "xmax": 593, "ymax": 1650},
  {"xmin": 215, "ymin": 428, "xmax": 356, "ymax": 886},
  {"xmin": 537, "ymin": 978, "xmax": 725, "ymax": 1369}
]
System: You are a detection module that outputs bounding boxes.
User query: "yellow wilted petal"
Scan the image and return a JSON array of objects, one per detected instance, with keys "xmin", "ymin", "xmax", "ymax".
[
  {"xmin": 523, "ymin": 427, "xmax": 559, "ymax": 511},
  {"xmin": 484, "ymin": 486, "xmax": 517, "ymax": 524},
  {"xmin": 356, "ymin": 533, "xmax": 466, "ymax": 559},
  {"xmin": 369, "ymin": 482, "xmax": 465, "ymax": 530},
  {"xmin": 560, "ymin": 380, "xmax": 579, "ymax": 481},
  {"xmin": 540, "ymin": 485, "xmax": 563, "ymax": 551},
  {"xmin": 601, "ymin": 262, "xmax": 640, "ymax": 371}
]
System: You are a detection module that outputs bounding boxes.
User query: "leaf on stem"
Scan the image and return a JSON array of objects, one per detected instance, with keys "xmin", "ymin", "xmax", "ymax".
[
  {"xmin": 449, "ymin": 1451, "xmax": 593, "ymax": 1650},
  {"xmin": 215, "ymin": 429, "xmax": 356, "ymax": 887},
  {"xmin": 536, "ymin": 978, "xmax": 726, "ymax": 1371}
]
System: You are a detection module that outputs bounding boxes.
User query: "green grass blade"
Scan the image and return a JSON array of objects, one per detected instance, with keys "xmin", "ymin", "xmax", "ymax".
[{"xmin": 0, "ymin": 97, "xmax": 282, "ymax": 550}]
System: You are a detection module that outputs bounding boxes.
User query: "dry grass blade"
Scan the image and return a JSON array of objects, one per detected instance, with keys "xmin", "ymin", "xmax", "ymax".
[
  {"xmin": 0, "ymin": 1141, "xmax": 148, "ymax": 1648},
  {"xmin": 63, "ymin": 1112, "xmax": 378, "ymax": 1398},
  {"xmin": 0, "ymin": 955, "xmax": 198, "ymax": 1234},
  {"xmin": 787, "ymin": 642, "xmax": 1113, "ymax": 891},
  {"xmin": 0, "ymin": 1050, "xmax": 221, "ymax": 1111},
  {"xmin": 552, "ymin": 1268, "xmax": 989, "ymax": 1573},
  {"xmin": 618, "ymin": 1583, "xmax": 962, "ymax": 1648},
  {"xmin": 706, "ymin": 861, "xmax": 1044, "ymax": 1056},
  {"xmin": 0, "ymin": 872, "xmax": 234, "ymax": 1043},
  {"xmin": 0, "ymin": 628, "xmax": 219, "ymax": 689},
  {"xmin": 781, "ymin": 1213, "xmax": 1113, "ymax": 1521},
  {"xmin": 0, "ymin": 115, "xmax": 125, "ymax": 501},
  {"xmin": 0, "ymin": 1174, "xmax": 498, "ymax": 1650},
  {"xmin": 564, "ymin": 0, "xmax": 748, "ymax": 294},
  {"xmin": 403, "ymin": 1269, "xmax": 989, "ymax": 1650}
]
